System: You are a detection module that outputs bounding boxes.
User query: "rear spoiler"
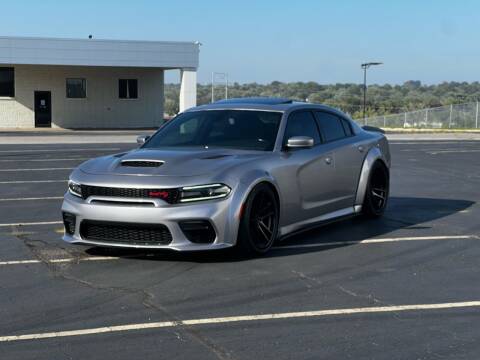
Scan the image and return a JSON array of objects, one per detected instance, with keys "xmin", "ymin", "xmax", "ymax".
[{"xmin": 362, "ymin": 125, "xmax": 385, "ymax": 134}]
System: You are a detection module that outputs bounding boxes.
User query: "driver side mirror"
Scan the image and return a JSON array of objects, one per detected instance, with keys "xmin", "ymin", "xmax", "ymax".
[
  {"xmin": 136, "ymin": 134, "xmax": 151, "ymax": 145},
  {"xmin": 286, "ymin": 136, "xmax": 314, "ymax": 149}
]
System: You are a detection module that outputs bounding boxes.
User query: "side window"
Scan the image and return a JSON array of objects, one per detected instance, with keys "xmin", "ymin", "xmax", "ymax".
[
  {"xmin": 341, "ymin": 118, "xmax": 354, "ymax": 137},
  {"xmin": 315, "ymin": 112, "xmax": 347, "ymax": 142},
  {"xmin": 119, "ymin": 79, "xmax": 138, "ymax": 99},
  {"xmin": 66, "ymin": 78, "xmax": 87, "ymax": 98},
  {"xmin": 283, "ymin": 111, "xmax": 321, "ymax": 146},
  {"xmin": 0, "ymin": 67, "xmax": 14, "ymax": 97}
]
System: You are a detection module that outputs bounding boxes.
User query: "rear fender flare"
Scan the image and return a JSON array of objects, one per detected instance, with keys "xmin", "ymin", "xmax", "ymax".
[{"xmin": 354, "ymin": 146, "xmax": 388, "ymax": 208}]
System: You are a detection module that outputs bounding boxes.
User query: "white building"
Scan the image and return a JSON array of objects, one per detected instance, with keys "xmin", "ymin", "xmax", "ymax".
[{"xmin": 0, "ymin": 36, "xmax": 199, "ymax": 128}]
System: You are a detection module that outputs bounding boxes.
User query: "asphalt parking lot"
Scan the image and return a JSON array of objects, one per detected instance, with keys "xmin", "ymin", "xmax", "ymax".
[{"xmin": 1, "ymin": 136, "xmax": 480, "ymax": 359}]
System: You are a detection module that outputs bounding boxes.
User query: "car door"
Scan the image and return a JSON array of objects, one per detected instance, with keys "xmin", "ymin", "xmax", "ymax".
[
  {"xmin": 314, "ymin": 111, "xmax": 365, "ymax": 209},
  {"xmin": 279, "ymin": 110, "xmax": 337, "ymax": 225}
]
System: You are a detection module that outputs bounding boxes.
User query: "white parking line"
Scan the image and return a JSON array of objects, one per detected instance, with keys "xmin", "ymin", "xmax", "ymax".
[
  {"xmin": 390, "ymin": 141, "xmax": 480, "ymax": 145},
  {"xmin": 428, "ymin": 150, "xmax": 480, "ymax": 155},
  {"xmin": 276, "ymin": 235, "xmax": 478, "ymax": 250},
  {"xmin": 0, "ymin": 256, "xmax": 118, "ymax": 266},
  {"xmin": 0, "ymin": 196, "xmax": 63, "ymax": 202},
  {"xmin": 0, "ymin": 180, "xmax": 67, "ymax": 184},
  {"xmin": 0, "ymin": 221, "xmax": 62, "ymax": 227},
  {"xmin": 1, "ymin": 300, "xmax": 479, "ymax": 342},
  {"xmin": 0, "ymin": 147, "xmax": 120, "ymax": 153},
  {"xmin": 0, "ymin": 167, "xmax": 73, "ymax": 172},
  {"xmin": 1, "ymin": 235, "xmax": 478, "ymax": 267},
  {"xmin": 0, "ymin": 158, "xmax": 88, "ymax": 162}
]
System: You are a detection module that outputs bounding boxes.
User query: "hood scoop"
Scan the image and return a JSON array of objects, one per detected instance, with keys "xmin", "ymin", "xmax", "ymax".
[
  {"xmin": 120, "ymin": 160, "xmax": 164, "ymax": 168},
  {"xmin": 113, "ymin": 152, "xmax": 128, "ymax": 158},
  {"xmin": 201, "ymin": 154, "xmax": 232, "ymax": 160}
]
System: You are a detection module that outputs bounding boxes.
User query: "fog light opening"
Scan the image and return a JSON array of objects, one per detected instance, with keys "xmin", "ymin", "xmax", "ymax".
[
  {"xmin": 179, "ymin": 220, "xmax": 216, "ymax": 244},
  {"xmin": 62, "ymin": 212, "xmax": 76, "ymax": 235}
]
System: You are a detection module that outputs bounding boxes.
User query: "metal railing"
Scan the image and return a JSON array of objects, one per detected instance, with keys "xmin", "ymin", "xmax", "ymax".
[{"xmin": 357, "ymin": 102, "xmax": 480, "ymax": 129}]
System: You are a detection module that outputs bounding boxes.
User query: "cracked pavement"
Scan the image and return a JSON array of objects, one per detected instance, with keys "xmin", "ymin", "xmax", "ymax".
[{"xmin": 0, "ymin": 140, "xmax": 480, "ymax": 359}]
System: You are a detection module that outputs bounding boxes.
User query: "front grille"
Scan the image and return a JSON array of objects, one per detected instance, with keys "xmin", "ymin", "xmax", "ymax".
[
  {"xmin": 121, "ymin": 160, "xmax": 163, "ymax": 167},
  {"xmin": 89, "ymin": 200, "xmax": 155, "ymax": 207},
  {"xmin": 81, "ymin": 185, "xmax": 179, "ymax": 204},
  {"xmin": 80, "ymin": 220, "xmax": 173, "ymax": 245}
]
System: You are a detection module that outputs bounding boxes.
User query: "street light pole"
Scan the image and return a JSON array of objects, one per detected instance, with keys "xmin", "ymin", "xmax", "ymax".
[
  {"xmin": 361, "ymin": 62, "xmax": 383, "ymax": 122},
  {"xmin": 363, "ymin": 65, "xmax": 367, "ymax": 121}
]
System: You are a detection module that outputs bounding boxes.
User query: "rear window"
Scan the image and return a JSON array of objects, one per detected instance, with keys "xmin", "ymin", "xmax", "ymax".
[
  {"xmin": 315, "ymin": 111, "xmax": 347, "ymax": 142},
  {"xmin": 341, "ymin": 118, "xmax": 354, "ymax": 137}
]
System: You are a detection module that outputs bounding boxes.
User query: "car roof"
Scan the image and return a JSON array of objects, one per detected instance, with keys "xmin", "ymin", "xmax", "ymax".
[
  {"xmin": 185, "ymin": 97, "xmax": 350, "ymax": 118},
  {"xmin": 214, "ymin": 97, "xmax": 293, "ymax": 105}
]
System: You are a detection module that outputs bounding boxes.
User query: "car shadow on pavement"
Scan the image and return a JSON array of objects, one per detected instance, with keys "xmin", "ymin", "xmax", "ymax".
[{"xmin": 85, "ymin": 196, "xmax": 475, "ymax": 263}]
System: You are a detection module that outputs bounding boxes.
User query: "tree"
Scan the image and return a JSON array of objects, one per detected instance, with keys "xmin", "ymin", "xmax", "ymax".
[
  {"xmin": 164, "ymin": 81, "xmax": 480, "ymax": 119},
  {"xmin": 164, "ymin": 98, "xmax": 179, "ymax": 116}
]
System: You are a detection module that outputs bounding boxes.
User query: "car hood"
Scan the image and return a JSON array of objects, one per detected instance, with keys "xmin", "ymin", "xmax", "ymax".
[{"xmin": 79, "ymin": 147, "xmax": 266, "ymax": 177}]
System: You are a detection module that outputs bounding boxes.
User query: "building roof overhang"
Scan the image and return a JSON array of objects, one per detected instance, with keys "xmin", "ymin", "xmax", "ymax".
[{"xmin": 0, "ymin": 36, "xmax": 199, "ymax": 69}]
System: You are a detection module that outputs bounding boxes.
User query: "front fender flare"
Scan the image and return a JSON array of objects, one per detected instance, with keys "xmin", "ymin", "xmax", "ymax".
[
  {"xmin": 223, "ymin": 170, "xmax": 280, "ymax": 245},
  {"xmin": 236, "ymin": 170, "xmax": 280, "ymax": 215}
]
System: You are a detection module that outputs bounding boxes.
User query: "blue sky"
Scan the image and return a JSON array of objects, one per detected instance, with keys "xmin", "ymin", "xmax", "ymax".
[{"xmin": 1, "ymin": 0, "xmax": 479, "ymax": 84}]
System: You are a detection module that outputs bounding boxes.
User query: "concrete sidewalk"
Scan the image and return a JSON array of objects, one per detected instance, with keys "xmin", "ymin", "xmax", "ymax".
[
  {"xmin": 0, "ymin": 129, "xmax": 155, "ymax": 144},
  {"xmin": 386, "ymin": 133, "xmax": 480, "ymax": 141}
]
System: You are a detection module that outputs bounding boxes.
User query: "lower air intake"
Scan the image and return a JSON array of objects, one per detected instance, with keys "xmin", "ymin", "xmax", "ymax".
[{"xmin": 80, "ymin": 220, "xmax": 172, "ymax": 246}]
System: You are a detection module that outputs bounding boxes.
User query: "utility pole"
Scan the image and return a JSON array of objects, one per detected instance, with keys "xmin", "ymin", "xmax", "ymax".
[
  {"xmin": 211, "ymin": 72, "xmax": 214, "ymax": 103},
  {"xmin": 361, "ymin": 62, "xmax": 383, "ymax": 122},
  {"xmin": 211, "ymin": 72, "xmax": 229, "ymax": 103},
  {"xmin": 476, "ymin": 101, "xmax": 479, "ymax": 129},
  {"xmin": 225, "ymin": 73, "xmax": 229, "ymax": 99}
]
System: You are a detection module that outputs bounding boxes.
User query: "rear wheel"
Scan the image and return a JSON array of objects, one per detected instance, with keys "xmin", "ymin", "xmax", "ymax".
[
  {"xmin": 363, "ymin": 161, "xmax": 389, "ymax": 218},
  {"xmin": 237, "ymin": 183, "xmax": 279, "ymax": 256}
]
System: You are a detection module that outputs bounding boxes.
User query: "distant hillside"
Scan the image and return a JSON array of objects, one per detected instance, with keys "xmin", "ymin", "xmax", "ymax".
[{"xmin": 164, "ymin": 81, "xmax": 480, "ymax": 118}]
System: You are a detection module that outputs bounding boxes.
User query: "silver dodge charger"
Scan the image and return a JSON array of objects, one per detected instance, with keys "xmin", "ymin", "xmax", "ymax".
[{"xmin": 62, "ymin": 98, "xmax": 390, "ymax": 255}]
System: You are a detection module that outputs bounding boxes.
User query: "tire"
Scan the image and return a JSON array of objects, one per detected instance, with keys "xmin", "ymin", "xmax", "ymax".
[
  {"xmin": 237, "ymin": 183, "xmax": 279, "ymax": 256},
  {"xmin": 362, "ymin": 161, "xmax": 389, "ymax": 218}
]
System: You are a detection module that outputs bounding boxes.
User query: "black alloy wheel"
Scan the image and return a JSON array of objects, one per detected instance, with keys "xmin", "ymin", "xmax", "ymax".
[
  {"xmin": 363, "ymin": 161, "xmax": 389, "ymax": 217},
  {"xmin": 237, "ymin": 183, "xmax": 279, "ymax": 256}
]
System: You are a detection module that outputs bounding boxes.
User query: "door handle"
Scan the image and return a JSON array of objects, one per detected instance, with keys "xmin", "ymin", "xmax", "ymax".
[
  {"xmin": 324, "ymin": 157, "xmax": 332, "ymax": 165},
  {"xmin": 358, "ymin": 146, "xmax": 365, "ymax": 153}
]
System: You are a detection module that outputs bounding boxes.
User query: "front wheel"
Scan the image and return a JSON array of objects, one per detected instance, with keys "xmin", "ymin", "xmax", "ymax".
[
  {"xmin": 237, "ymin": 183, "xmax": 279, "ymax": 256},
  {"xmin": 363, "ymin": 161, "xmax": 389, "ymax": 218}
]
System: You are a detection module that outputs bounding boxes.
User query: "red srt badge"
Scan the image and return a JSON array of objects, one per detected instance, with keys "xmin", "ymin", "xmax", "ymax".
[{"xmin": 148, "ymin": 191, "xmax": 169, "ymax": 199}]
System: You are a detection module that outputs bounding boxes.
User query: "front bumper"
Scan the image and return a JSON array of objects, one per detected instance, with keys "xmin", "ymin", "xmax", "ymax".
[{"xmin": 61, "ymin": 192, "xmax": 239, "ymax": 251}]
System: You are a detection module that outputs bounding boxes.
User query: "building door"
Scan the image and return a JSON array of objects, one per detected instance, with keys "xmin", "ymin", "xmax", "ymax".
[{"xmin": 34, "ymin": 91, "xmax": 52, "ymax": 127}]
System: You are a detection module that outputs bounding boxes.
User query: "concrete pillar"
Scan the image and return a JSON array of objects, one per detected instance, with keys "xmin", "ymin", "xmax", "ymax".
[{"xmin": 179, "ymin": 69, "xmax": 197, "ymax": 112}]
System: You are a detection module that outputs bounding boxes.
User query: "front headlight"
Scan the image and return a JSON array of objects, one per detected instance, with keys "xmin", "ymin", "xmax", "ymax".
[
  {"xmin": 179, "ymin": 183, "xmax": 231, "ymax": 203},
  {"xmin": 68, "ymin": 180, "xmax": 83, "ymax": 198}
]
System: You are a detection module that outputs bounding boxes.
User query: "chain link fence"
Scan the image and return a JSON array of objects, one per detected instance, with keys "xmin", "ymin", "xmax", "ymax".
[{"xmin": 357, "ymin": 102, "xmax": 480, "ymax": 129}]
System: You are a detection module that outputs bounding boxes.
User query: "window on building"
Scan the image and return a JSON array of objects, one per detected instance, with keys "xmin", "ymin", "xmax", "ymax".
[
  {"xmin": 315, "ymin": 112, "xmax": 348, "ymax": 142},
  {"xmin": 119, "ymin": 79, "xmax": 138, "ymax": 99},
  {"xmin": 283, "ymin": 111, "xmax": 321, "ymax": 146},
  {"xmin": 66, "ymin": 78, "xmax": 87, "ymax": 98},
  {"xmin": 0, "ymin": 67, "xmax": 15, "ymax": 97}
]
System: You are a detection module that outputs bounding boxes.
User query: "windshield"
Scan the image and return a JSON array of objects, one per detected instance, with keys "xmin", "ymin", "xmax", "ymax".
[{"xmin": 143, "ymin": 110, "xmax": 282, "ymax": 151}]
